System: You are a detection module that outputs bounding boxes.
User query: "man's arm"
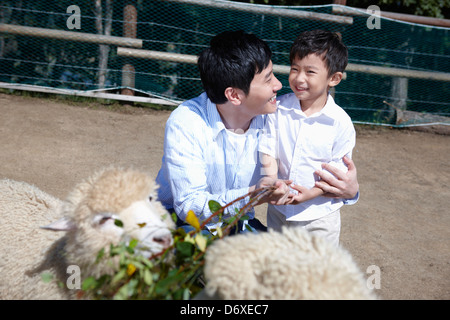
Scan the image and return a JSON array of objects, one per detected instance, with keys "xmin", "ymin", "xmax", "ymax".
[
  {"xmin": 314, "ymin": 156, "xmax": 359, "ymax": 199},
  {"xmin": 163, "ymin": 114, "xmax": 250, "ymax": 222}
]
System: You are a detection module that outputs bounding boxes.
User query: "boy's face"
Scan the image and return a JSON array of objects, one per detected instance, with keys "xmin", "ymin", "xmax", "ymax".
[
  {"xmin": 289, "ymin": 53, "xmax": 338, "ymax": 107},
  {"xmin": 240, "ymin": 61, "xmax": 282, "ymax": 116}
]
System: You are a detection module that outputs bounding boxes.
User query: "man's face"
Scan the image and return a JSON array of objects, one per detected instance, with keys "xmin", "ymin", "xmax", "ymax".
[{"xmin": 240, "ymin": 61, "xmax": 282, "ymax": 117}]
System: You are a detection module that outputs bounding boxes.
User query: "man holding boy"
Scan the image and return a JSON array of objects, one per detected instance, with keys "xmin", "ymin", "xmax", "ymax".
[{"xmin": 156, "ymin": 30, "xmax": 358, "ymax": 233}]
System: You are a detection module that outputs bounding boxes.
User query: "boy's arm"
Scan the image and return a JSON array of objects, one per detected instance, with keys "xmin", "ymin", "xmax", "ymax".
[{"xmin": 286, "ymin": 184, "xmax": 324, "ymax": 205}]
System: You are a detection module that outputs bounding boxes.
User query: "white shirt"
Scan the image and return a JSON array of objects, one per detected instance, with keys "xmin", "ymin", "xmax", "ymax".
[
  {"xmin": 156, "ymin": 92, "xmax": 265, "ymax": 229},
  {"xmin": 259, "ymin": 92, "xmax": 356, "ymax": 221}
]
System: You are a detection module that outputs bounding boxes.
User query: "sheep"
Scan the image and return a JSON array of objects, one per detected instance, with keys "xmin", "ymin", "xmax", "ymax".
[
  {"xmin": 0, "ymin": 167, "xmax": 175, "ymax": 300},
  {"xmin": 200, "ymin": 226, "xmax": 376, "ymax": 300}
]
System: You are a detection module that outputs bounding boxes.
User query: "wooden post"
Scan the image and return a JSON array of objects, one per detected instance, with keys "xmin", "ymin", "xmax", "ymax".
[
  {"xmin": 121, "ymin": 2, "xmax": 137, "ymax": 96},
  {"xmin": 391, "ymin": 77, "xmax": 408, "ymax": 111},
  {"xmin": 389, "ymin": 77, "xmax": 408, "ymax": 123}
]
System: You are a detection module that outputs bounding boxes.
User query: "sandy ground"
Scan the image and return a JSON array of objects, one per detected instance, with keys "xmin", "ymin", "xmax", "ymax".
[{"xmin": 0, "ymin": 92, "xmax": 449, "ymax": 300}]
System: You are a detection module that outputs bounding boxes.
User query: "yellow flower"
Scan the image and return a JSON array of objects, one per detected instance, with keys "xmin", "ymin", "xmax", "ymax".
[
  {"xmin": 186, "ymin": 210, "xmax": 201, "ymax": 231},
  {"xmin": 127, "ymin": 263, "xmax": 136, "ymax": 276}
]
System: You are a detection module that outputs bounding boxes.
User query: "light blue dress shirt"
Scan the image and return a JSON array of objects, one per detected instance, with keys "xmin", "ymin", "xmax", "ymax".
[{"xmin": 156, "ymin": 93, "xmax": 265, "ymax": 227}]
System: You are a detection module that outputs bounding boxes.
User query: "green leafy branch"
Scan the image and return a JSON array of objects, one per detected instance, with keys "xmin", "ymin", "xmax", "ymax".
[{"xmin": 79, "ymin": 186, "xmax": 275, "ymax": 300}]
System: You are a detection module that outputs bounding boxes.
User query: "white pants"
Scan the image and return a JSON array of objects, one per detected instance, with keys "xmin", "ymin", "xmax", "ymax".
[{"xmin": 267, "ymin": 206, "xmax": 341, "ymax": 247}]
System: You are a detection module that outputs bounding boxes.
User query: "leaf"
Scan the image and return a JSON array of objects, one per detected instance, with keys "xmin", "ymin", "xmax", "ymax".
[
  {"xmin": 240, "ymin": 214, "xmax": 250, "ymax": 221},
  {"xmin": 137, "ymin": 222, "xmax": 146, "ymax": 228},
  {"xmin": 95, "ymin": 247, "xmax": 105, "ymax": 263},
  {"xmin": 41, "ymin": 272, "xmax": 53, "ymax": 283},
  {"xmin": 128, "ymin": 238, "xmax": 138, "ymax": 250},
  {"xmin": 114, "ymin": 219, "xmax": 124, "ymax": 227},
  {"xmin": 130, "ymin": 260, "xmax": 145, "ymax": 270},
  {"xmin": 185, "ymin": 210, "xmax": 200, "ymax": 231},
  {"xmin": 227, "ymin": 216, "xmax": 237, "ymax": 225},
  {"xmin": 114, "ymin": 279, "xmax": 139, "ymax": 300},
  {"xmin": 171, "ymin": 212, "xmax": 178, "ymax": 223},
  {"xmin": 184, "ymin": 233, "xmax": 195, "ymax": 244},
  {"xmin": 176, "ymin": 241, "xmax": 195, "ymax": 258},
  {"xmin": 81, "ymin": 276, "xmax": 98, "ymax": 291},
  {"xmin": 143, "ymin": 268, "xmax": 153, "ymax": 286},
  {"xmin": 208, "ymin": 200, "xmax": 222, "ymax": 213},
  {"xmin": 111, "ymin": 268, "xmax": 127, "ymax": 284},
  {"xmin": 154, "ymin": 270, "xmax": 184, "ymax": 295},
  {"xmin": 195, "ymin": 234, "xmax": 207, "ymax": 252},
  {"xmin": 182, "ymin": 288, "xmax": 191, "ymax": 300},
  {"xmin": 140, "ymin": 257, "xmax": 154, "ymax": 269}
]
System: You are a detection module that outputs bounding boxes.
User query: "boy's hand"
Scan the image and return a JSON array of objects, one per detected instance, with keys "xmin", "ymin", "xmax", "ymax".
[
  {"xmin": 286, "ymin": 184, "xmax": 324, "ymax": 205},
  {"xmin": 314, "ymin": 156, "xmax": 359, "ymax": 199},
  {"xmin": 286, "ymin": 184, "xmax": 310, "ymax": 205}
]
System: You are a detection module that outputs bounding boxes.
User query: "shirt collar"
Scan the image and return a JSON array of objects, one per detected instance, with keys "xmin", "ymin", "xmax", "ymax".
[
  {"xmin": 277, "ymin": 92, "xmax": 337, "ymax": 121},
  {"xmin": 205, "ymin": 94, "xmax": 266, "ymax": 140},
  {"xmin": 320, "ymin": 94, "xmax": 338, "ymax": 118},
  {"xmin": 205, "ymin": 96, "xmax": 226, "ymax": 140}
]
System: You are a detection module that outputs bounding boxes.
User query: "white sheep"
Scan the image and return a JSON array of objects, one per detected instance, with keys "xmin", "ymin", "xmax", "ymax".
[
  {"xmin": 200, "ymin": 226, "xmax": 376, "ymax": 300},
  {"xmin": 0, "ymin": 167, "xmax": 175, "ymax": 300}
]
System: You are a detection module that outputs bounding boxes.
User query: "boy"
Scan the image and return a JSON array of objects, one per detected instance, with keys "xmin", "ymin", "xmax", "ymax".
[{"xmin": 259, "ymin": 30, "xmax": 356, "ymax": 246}]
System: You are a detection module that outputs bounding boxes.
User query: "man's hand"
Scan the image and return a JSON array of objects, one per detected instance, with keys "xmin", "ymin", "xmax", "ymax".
[
  {"xmin": 314, "ymin": 156, "xmax": 359, "ymax": 199},
  {"xmin": 254, "ymin": 177, "xmax": 292, "ymax": 205}
]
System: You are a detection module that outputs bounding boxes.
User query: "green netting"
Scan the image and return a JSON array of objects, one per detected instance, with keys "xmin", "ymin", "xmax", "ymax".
[{"xmin": 0, "ymin": 0, "xmax": 449, "ymax": 127}]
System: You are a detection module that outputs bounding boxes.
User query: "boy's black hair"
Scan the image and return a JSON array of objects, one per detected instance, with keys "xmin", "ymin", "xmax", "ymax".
[
  {"xmin": 289, "ymin": 29, "xmax": 348, "ymax": 76},
  {"xmin": 198, "ymin": 30, "xmax": 272, "ymax": 104}
]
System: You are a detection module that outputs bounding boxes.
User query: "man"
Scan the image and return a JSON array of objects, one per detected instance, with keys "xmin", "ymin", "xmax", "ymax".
[{"xmin": 155, "ymin": 30, "xmax": 358, "ymax": 232}]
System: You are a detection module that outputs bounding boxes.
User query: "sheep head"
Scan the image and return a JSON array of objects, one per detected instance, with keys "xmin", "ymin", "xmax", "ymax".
[{"xmin": 42, "ymin": 168, "xmax": 175, "ymax": 276}]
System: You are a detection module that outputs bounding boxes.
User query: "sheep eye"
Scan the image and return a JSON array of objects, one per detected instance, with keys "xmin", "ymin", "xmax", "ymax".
[
  {"xmin": 99, "ymin": 216, "xmax": 112, "ymax": 225},
  {"xmin": 93, "ymin": 213, "xmax": 120, "ymax": 227}
]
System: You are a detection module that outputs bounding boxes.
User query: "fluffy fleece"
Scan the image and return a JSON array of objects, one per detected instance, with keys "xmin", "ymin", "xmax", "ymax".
[
  {"xmin": 0, "ymin": 167, "xmax": 175, "ymax": 299},
  {"xmin": 202, "ymin": 227, "xmax": 376, "ymax": 300}
]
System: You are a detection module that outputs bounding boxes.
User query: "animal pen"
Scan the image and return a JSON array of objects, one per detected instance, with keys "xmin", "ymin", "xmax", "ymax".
[{"xmin": 0, "ymin": 0, "xmax": 449, "ymax": 128}]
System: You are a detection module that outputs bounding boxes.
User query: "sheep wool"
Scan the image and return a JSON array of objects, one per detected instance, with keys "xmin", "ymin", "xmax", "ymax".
[
  {"xmin": 203, "ymin": 226, "xmax": 376, "ymax": 300},
  {"xmin": 0, "ymin": 178, "xmax": 64, "ymax": 299},
  {"xmin": 0, "ymin": 167, "xmax": 175, "ymax": 300}
]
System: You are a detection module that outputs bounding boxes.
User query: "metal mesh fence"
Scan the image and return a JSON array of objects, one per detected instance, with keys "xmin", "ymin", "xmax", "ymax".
[{"xmin": 0, "ymin": 0, "xmax": 449, "ymax": 127}]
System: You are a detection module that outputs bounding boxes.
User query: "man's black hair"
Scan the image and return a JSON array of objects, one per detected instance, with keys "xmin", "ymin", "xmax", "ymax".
[{"xmin": 198, "ymin": 30, "xmax": 272, "ymax": 104}]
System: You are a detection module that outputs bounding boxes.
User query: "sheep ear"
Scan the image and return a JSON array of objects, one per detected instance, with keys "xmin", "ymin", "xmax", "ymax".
[{"xmin": 40, "ymin": 217, "xmax": 76, "ymax": 231}]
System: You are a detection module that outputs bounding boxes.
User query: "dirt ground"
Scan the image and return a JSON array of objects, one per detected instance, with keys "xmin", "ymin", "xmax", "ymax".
[{"xmin": 1, "ymin": 92, "xmax": 449, "ymax": 300}]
